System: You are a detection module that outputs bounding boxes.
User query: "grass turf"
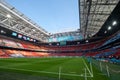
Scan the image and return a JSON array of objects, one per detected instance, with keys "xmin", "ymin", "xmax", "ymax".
[{"xmin": 0, "ymin": 57, "xmax": 109, "ymax": 80}]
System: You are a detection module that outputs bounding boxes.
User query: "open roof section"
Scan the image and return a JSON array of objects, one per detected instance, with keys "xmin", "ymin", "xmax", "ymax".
[
  {"xmin": 79, "ymin": 0, "xmax": 119, "ymax": 38},
  {"xmin": 0, "ymin": 0, "xmax": 49, "ymax": 42}
]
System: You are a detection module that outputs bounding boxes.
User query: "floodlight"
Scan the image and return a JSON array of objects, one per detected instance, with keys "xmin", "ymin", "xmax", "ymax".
[
  {"xmin": 108, "ymin": 26, "xmax": 111, "ymax": 30},
  {"xmin": 33, "ymin": 29, "xmax": 35, "ymax": 31},
  {"xmin": 104, "ymin": 31, "xmax": 107, "ymax": 34},
  {"xmin": 112, "ymin": 21, "xmax": 117, "ymax": 26},
  {"xmin": 86, "ymin": 40, "xmax": 89, "ymax": 43},
  {"xmin": 6, "ymin": 14, "xmax": 11, "ymax": 18}
]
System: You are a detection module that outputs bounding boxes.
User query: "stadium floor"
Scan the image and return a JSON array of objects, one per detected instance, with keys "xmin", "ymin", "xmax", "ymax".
[{"xmin": 0, "ymin": 57, "xmax": 109, "ymax": 80}]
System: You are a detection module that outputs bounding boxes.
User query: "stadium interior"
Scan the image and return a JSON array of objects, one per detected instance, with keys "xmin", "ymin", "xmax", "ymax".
[{"xmin": 0, "ymin": 0, "xmax": 120, "ymax": 80}]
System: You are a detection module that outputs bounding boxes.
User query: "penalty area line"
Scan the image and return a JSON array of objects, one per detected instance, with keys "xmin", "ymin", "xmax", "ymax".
[{"xmin": 82, "ymin": 58, "xmax": 93, "ymax": 77}]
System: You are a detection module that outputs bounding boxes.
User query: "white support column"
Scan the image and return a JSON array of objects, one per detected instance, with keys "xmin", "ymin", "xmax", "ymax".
[{"xmin": 1, "ymin": 18, "xmax": 8, "ymax": 23}]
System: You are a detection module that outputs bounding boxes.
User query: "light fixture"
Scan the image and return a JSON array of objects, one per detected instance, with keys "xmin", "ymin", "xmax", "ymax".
[
  {"xmin": 108, "ymin": 26, "xmax": 111, "ymax": 30},
  {"xmin": 77, "ymin": 42, "xmax": 80, "ymax": 44},
  {"xmin": 86, "ymin": 40, "xmax": 89, "ymax": 43},
  {"xmin": 104, "ymin": 31, "xmax": 107, "ymax": 34},
  {"xmin": 112, "ymin": 21, "xmax": 117, "ymax": 26},
  {"xmin": 32, "ymin": 29, "xmax": 35, "ymax": 31},
  {"xmin": 57, "ymin": 43, "xmax": 59, "ymax": 45},
  {"xmin": 6, "ymin": 14, "xmax": 11, "ymax": 18}
]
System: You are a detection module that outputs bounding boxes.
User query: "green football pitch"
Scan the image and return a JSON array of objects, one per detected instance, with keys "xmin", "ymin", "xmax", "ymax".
[{"xmin": 0, "ymin": 57, "xmax": 109, "ymax": 80}]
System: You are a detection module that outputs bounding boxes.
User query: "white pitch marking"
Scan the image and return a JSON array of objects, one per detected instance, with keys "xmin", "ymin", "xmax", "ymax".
[
  {"xmin": 59, "ymin": 66, "xmax": 61, "ymax": 80},
  {"xmin": 90, "ymin": 62, "xmax": 93, "ymax": 77},
  {"xmin": 0, "ymin": 66, "xmax": 92, "ymax": 77},
  {"xmin": 82, "ymin": 58, "xmax": 93, "ymax": 77}
]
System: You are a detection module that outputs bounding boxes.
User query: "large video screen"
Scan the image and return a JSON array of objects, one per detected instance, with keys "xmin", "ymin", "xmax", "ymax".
[
  {"xmin": 48, "ymin": 35, "xmax": 83, "ymax": 42},
  {"xmin": 0, "ymin": 26, "xmax": 38, "ymax": 43},
  {"xmin": 12, "ymin": 32, "xmax": 17, "ymax": 36}
]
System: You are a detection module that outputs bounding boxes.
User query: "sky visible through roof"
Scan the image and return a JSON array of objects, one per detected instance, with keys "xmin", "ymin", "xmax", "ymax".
[{"xmin": 6, "ymin": 0, "xmax": 79, "ymax": 34}]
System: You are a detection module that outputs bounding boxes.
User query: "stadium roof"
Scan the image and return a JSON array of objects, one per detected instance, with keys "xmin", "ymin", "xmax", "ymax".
[
  {"xmin": 79, "ymin": 0, "xmax": 119, "ymax": 38},
  {"xmin": 50, "ymin": 30, "xmax": 82, "ymax": 37},
  {"xmin": 0, "ymin": 0, "xmax": 49, "ymax": 42},
  {"xmin": 0, "ymin": 0, "xmax": 120, "ymax": 42}
]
